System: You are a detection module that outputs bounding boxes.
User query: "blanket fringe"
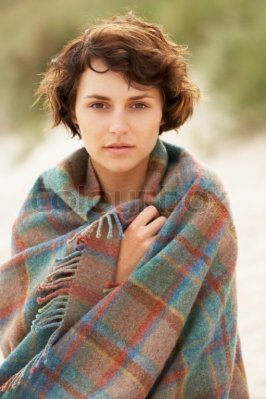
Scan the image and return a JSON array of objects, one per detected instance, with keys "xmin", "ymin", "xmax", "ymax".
[
  {"xmin": 30, "ymin": 248, "xmax": 84, "ymax": 372},
  {"xmin": 0, "ymin": 366, "xmax": 26, "ymax": 394},
  {"xmin": 0, "ymin": 210, "xmax": 125, "ymax": 393},
  {"xmin": 30, "ymin": 209, "xmax": 125, "ymax": 372},
  {"xmin": 68, "ymin": 208, "xmax": 124, "ymax": 245},
  {"xmin": 0, "ymin": 246, "xmax": 83, "ymax": 393}
]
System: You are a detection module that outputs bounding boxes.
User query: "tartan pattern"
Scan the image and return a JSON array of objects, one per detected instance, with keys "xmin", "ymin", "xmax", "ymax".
[{"xmin": 0, "ymin": 139, "xmax": 249, "ymax": 398}]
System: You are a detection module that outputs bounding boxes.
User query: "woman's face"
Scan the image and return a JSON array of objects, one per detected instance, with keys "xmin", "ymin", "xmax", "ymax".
[{"xmin": 74, "ymin": 58, "xmax": 164, "ymax": 175}]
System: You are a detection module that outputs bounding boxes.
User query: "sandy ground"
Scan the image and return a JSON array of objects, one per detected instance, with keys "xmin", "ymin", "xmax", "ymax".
[
  {"xmin": 204, "ymin": 134, "xmax": 266, "ymax": 399},
  {"xmin": 0, "ymin": 127, "xmax": 265, "ymax": 398}
]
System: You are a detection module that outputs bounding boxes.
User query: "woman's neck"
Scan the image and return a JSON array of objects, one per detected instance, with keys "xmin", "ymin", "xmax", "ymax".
[{"xmin": 91, "ymin": 158, "xmax": 149, "ymax": 206}]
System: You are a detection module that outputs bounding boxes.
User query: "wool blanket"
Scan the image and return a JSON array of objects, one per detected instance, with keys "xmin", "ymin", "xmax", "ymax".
[{"xmin": 0, "ymin": 138, "xmax": 249, "ymax": 398}]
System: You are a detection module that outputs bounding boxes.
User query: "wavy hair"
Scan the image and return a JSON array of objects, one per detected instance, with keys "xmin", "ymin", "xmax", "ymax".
[{"xmin": 35, "ymin": 11, "xmax": 200, "ymax": 136}]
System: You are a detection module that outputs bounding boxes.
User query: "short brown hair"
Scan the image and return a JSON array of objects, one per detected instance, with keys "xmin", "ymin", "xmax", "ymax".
[{"xmin": 36, "ymin": 11, "xmax": 200, "ymax": 137}]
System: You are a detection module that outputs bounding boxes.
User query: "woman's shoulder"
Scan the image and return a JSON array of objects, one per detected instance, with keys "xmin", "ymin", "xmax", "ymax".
[
  {"xmin": 11, "ymin": 147, "xmax": 89, "ymax": 254},
  {"xmin": 14, "ymin": 146, "xmax": 88, "ymax": 214},
  {"xmin": 40, "ymin": 146, "xmax": 88, "ymax": 189},
  {"xmin": 163, "ymin": 140, "xmax": 230, "ymax": 207}
]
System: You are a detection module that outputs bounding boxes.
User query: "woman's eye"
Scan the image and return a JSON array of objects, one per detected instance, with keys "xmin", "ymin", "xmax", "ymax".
[
  {"xmin": 89, "ymin": 103, "xmax": 106, "ymax": 109},
  {"xmin": 133, "ymin": 103, "xmax": 147, "ymax": 109}
]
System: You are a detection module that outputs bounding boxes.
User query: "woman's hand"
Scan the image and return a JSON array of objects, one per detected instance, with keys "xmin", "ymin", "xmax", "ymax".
[{"xmin": 115, "ymin": 205, "xmax": 167, "ymax": 284}]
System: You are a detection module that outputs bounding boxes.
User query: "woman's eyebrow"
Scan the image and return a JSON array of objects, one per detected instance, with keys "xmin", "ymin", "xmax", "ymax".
[{"xmin": 84, "ymin": 94, "xmax": 154, "ymax": 100}]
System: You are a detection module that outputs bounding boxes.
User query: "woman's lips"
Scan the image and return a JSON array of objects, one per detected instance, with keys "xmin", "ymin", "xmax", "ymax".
[{"xmin": 104, "ymin": 145, "xmax": 134, "ymax": 154}]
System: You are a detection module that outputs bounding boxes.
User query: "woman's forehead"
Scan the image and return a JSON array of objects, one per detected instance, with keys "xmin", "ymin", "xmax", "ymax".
[{"xmin": 78, "ymin": 66, "xmax": 161, "ymax": 99}]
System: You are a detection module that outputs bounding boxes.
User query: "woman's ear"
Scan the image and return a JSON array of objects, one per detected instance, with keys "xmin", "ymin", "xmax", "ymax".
[{"xmin": 160, "ymin": 119, "xmax": 166, "ymax": 126}]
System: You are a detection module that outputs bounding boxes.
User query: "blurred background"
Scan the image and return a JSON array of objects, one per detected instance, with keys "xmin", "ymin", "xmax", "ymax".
[{"xmin": 0, "ymin": 1, "xmax": 265, "ymax": 397}]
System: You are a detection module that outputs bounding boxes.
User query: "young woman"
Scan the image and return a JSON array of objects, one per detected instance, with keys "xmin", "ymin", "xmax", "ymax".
[{"xmin": 0, "ymin": 12, "xmax": 249, "ymax": 398}]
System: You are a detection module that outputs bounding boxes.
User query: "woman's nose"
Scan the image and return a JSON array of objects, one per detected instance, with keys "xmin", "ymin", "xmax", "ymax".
[{"xmin": 109, "ymin": 111, "xmax": 129, "ymax": 135}]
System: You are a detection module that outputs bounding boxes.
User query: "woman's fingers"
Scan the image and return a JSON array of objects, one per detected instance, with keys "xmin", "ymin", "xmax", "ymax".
[
  {"xmin": 115, "ymin": 207, "xmax": 167, "ymax": 284},
  {"xmin": 143, "ymin": 216, "xmax": 167, "ymax": 237},
  {"xmin": 130, "ymin": 205, "xmax": 160, "ymax": 228}
]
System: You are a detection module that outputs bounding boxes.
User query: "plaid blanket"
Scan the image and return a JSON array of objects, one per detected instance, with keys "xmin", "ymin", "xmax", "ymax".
[{"xmin": 0, "ymin": 139, "xmax": 249, "ymax": 398}]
